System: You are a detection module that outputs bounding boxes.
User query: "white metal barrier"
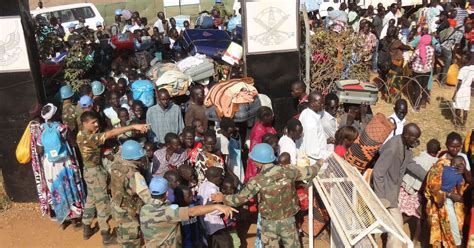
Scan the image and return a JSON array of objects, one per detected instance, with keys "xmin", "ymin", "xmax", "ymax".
[{"xmin": 309, "ymin": 154, "xmax": 414, "ymax": 248}]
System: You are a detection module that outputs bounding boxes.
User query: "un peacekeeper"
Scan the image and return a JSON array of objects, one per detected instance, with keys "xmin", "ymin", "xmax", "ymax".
[
  {"xmin": 211, "ymin": 143, "xmax": 320, "ymax": 247},
  {"xmin": 60, "ymin": 85, "xmax": 78, "ymax": 135},
  {"xmin": 140, "ymin": 176, "xmax": 238, "ymax": 247},
  {"xmin": 77, "ymin": 111, "xmax": 149, "ymax": 244},
  {"xmin": 110, "ymin": 140, "xmax": 151, "ymax": 247}
]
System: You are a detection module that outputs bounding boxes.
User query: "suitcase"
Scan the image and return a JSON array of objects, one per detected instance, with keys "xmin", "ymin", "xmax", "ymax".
[
  {"xmin": 111, "ymin": 33, "xmax": 134, "ymax": 50},
  {"xmin": 183, "ymin": 59, "xmax": 215, "ymax": 82},
  {"xmin": 182, "ymin": 29, "xmax": 232, "ymax": 59},
  {"xmin": 336, "ymin": 80, "xmax": 378, "ymax": 105}
]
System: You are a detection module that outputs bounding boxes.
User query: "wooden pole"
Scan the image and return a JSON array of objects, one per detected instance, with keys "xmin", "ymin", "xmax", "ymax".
[{"xmin": 302, "ymin": 4, "xmax": 310, "ymax": 94}]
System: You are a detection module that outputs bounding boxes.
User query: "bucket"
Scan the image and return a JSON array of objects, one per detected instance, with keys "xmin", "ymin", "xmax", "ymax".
[{"xmin": 222, "ymin": 42, "xmax": 243, "ymax": 65}]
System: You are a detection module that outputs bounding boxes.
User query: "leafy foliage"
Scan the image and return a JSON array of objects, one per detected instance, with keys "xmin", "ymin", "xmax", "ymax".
[
  {"xmin": 309, "ymin": 28, "xmax": 370, "ymax": 93},
  {"xmin": 64, "ymin": 43, "xmax": 94, "ymax": 91}
]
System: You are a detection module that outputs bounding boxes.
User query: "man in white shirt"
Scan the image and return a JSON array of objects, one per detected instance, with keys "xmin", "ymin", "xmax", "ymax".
[
  {"xmin": 299, "ymin": 92, "xmax": 331, "ymax": 164},
  {"xmin": 384, "ymin": 99, "xmax": 408, "ymax": 143},
  {"xmin": 321, "ymin": 93, "xmax": 339, "ymax": 152},
  {"xmin": 383, "ymin": 3, "xmax": 398, "ymax": 28},
  {"xmin": 279, "ymin": 119, "xmax": 303, "ymax": 165},
  {"xmin": 153, "ymin": 11, "xmax": 166, "ymax": 34}
]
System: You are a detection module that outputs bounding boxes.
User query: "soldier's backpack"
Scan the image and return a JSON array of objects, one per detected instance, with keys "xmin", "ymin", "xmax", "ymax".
[{"xmin": 41, "ymin": 122, "xmax": 68, "ymax": 162}]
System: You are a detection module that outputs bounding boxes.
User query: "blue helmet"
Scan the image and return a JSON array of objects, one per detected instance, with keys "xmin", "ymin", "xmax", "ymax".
[
  {"xmin": 149, "ymin": 176, "xmax": 169, "ymax": 196},
  {"xmin": 60, "ymin": 85, "xmax": 74, "ymax": 99},
  {"xmin": 115, "ymin": 9, "xmax": 122, "ymax": 16},
  {"xmin": 249, "ymin": 143, "xmax": 276, "ymax": 163},
  {"xmin": 91, "ymin": 81, "xmax": 105, "ymax": 96},
  {"xmin": 121, "ymin": 140, "xmax": 146, "ymax": 160}
]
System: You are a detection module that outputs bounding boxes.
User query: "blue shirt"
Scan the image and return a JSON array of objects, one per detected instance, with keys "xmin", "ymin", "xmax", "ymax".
[
  {"xmin": 442, "ymin": 166, "xmax": 463, "ymax": 192},
  {"xmin": 181, "ymin": 204, "xmax": 203, "ymax": 248},
  {"xmin": 146, "ymin": 103, "xmax": 184, "ymax": 144}
]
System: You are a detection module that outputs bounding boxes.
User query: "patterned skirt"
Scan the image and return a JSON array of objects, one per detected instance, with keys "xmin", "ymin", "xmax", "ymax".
[{"xmin": 398, "ymin": 186, "xmax": 421, "ymax": 218}]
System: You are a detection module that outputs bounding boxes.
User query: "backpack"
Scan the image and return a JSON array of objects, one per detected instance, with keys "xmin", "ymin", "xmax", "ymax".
[
  {"xmin": 41, "ymin": 122, "xmax": 68, "ymax": 162},
  {"xmin": 377, "ymin": 38, "xmax": 394, "ymax": 72},
  {"xmin": 131, "ymin": 80, "xmax": 155, "ymax": 107}
]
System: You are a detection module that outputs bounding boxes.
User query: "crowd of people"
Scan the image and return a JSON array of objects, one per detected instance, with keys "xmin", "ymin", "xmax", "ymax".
[{"xmin": 22, "ymin": 0, "xmax": 474, "ymax": 247}]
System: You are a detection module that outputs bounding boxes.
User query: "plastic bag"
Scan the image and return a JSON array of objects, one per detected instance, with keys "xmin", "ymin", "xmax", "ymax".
[{"xmin": 16, "ymin": 122, "xmax": 32, "ymax": 164}]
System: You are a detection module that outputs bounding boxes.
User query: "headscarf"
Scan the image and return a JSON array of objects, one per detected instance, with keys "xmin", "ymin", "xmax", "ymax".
[
  {"xmin": 418, "ymin": 34, "xmax": 432, "ymax": 65},
  {"xmin": 40, "ymin": 103, "xmax": 58, "ymax": 122}
]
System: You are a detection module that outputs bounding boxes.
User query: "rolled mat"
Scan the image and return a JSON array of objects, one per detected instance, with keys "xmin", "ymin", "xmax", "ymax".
[{"xmin": 344, "ymin": 113, "xmax": 394, "ymax": 173}]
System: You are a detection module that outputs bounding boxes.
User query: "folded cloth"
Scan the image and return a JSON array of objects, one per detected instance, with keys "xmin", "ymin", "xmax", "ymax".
[
  {"xmin": 177, "ymin": 53, "xmax": 207, "ymax": 72},
  {"xmin": 204, "ymin": 78, "xmax": 258, "ymax": 118}
]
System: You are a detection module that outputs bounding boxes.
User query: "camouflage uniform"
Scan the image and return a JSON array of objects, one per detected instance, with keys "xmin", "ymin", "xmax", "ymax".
[
  {"xmin": 223, "ymin": 164, "xmax": 320, "ymax": 247},
  {"xmin": 110, "ymin": 159, "xmax": 150, "ymax": 248},
  {"xmin": 140, "ymin": 198, "xmax": 190, "ymax": 247},
  {"xmin": 62, "ymin": 102, "xmax": 78, "ymax": 134},
  {"xmin": 76, "ymin": 130, "xmax": 111, "ymax": 232}
]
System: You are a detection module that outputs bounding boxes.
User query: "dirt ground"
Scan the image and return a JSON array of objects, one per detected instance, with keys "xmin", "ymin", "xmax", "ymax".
[{"xmin": 0, "ymin": 79, "xmax": 472, "ymax": 247}]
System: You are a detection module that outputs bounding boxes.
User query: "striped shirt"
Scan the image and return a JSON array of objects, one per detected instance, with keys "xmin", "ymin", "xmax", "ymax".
[
  {"xmin": 455, "ymin": 7, "xmax": 468, "ymax": 28},
  {"xmin": 146, "ymin": 103, "xmax": 184, "ymax": 144}
]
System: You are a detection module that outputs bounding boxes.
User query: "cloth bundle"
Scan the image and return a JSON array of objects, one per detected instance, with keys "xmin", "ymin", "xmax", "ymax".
[
  {"xmin": 155, "ymin": 70, "xmax": 192, "ymax": 97},
  {"xmin": 146, "ymin": 63, "xmax": 178, "ymax": 81},
  {"xmin": 176, "ymin": 53, "xmax": 207, "ymax": 72},
  {"xmin": 344, "ymin": 113, "xmax": 395, "ymax": 173},
  {"xmin": 204, "ymin": 77, "xmax": 258, "ymax": 118}
]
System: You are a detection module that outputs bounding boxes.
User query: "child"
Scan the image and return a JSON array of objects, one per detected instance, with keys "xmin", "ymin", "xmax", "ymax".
[
  {"xmin": 216, "ymin": 117, "xmax": 236, "ymax": 161},
  {"xmin": 114, "ymin": 107, "xmax": 133, "ymax": 144},
  {"xmin": 164, "ymin": 170, "xmax": 182, "ymax": 203},
  {"xmin": 178, "ymin": 163, "xmax": 198, "ymax": 195},
  {"xmin": 144, "ymin": 141, "xmax": 157, "ymax": 183},
  {"xmin": 174, "ymin": 185, "xmax": 204, "ymax": 248},
  {"xmin": 278, "ymin": 152, "xmax": 291, "ymax": 166},
  {"xmin": 130, "ymin": 100, "xmax": 146, "ymax": 123},
  {"xmin": 104, "ymin": 91, "xmax": 129, "ymax": 128},
  {"xmin": 197, "ymin": 166, "xmax": 233, "ymax": 247},
  {"xmin": 220, "ymin": 178, "xmax": 242, "ymax": 248},
  {"xmin": 192, "ymin": 119, "xmax": 205, "ymax": 142},
  {"xmin": 453, "ymin": 54, "xmax": 474, "ymax": 128},
  {"xmin": 334, "ymin": 126, "xmax": 359, "ymax": 157},
  {"xmin": 442, "ymin": 156, "xmax": 466, "ymax": 194}
]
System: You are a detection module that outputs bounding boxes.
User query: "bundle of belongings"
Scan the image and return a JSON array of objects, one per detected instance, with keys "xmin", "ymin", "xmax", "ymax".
[
  {"xmin": 204, "ymin": 77, "xmax": 259, "ymax": 121},
  {"xmin": 147, "ymin": 53, "xmax": 216, "ymax": 98},
  {"xmin": 344, "ymin": 113, "xmax": 395, "ymax": 179},
  {"xmin": 177, "ymin": 54, "xmax": 215, "ymax": 84}
]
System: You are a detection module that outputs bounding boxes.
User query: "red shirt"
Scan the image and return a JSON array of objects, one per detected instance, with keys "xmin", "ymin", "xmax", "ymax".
[
  {"xmin": 244, "ymin": 121, "xmax": 277, "ymax": 182},
  {"xmin": 448, "ymin": 18, "xmax": 457, "ymax": 28},
  {"xmin": 334, "ymin": 145, "xmax": 347, "ymax": 157}
]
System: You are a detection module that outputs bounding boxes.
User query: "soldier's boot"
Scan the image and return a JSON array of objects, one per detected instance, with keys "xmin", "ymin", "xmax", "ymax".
[
  {"xmin": 83, "ymin": 225, "xmax": 96, "ymax": 240},
  {"xmin": 101, "ymin": 230, "xmax": 114, "ymax": 245}
]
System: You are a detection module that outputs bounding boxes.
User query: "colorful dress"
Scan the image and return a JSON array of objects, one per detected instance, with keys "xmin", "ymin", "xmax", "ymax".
[
  {"xmin": 38, "ymin": 122, "xmax": 85, "ymax": 223},
  {"xmin": 190, "ymin": 148, "xmax": 224, "ymax": 186},
  {"xmin": 29, "ymin": 121, "xmax": 52, "ymax": 216},
  {"xmin": 424, "ymin": 157, "xmax": 468, "ymax": 248}
]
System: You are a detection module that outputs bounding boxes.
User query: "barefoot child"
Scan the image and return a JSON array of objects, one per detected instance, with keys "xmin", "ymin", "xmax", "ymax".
[{"xmin": 453, "ymin": 53, "xmax": 474, "ymax": 128}]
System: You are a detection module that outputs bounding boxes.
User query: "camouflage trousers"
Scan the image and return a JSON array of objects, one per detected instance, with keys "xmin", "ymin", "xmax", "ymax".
[
  {"xmin": 112, "ymin": 204, "xmax": 140, "ymax": 248},
  {"xmin": 261, "ymin": 216, "xmax": 300, "ymax": 248},
  {"xmin": 83, "ymin": 166, "xmax": 111, "ymax": 231}
]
